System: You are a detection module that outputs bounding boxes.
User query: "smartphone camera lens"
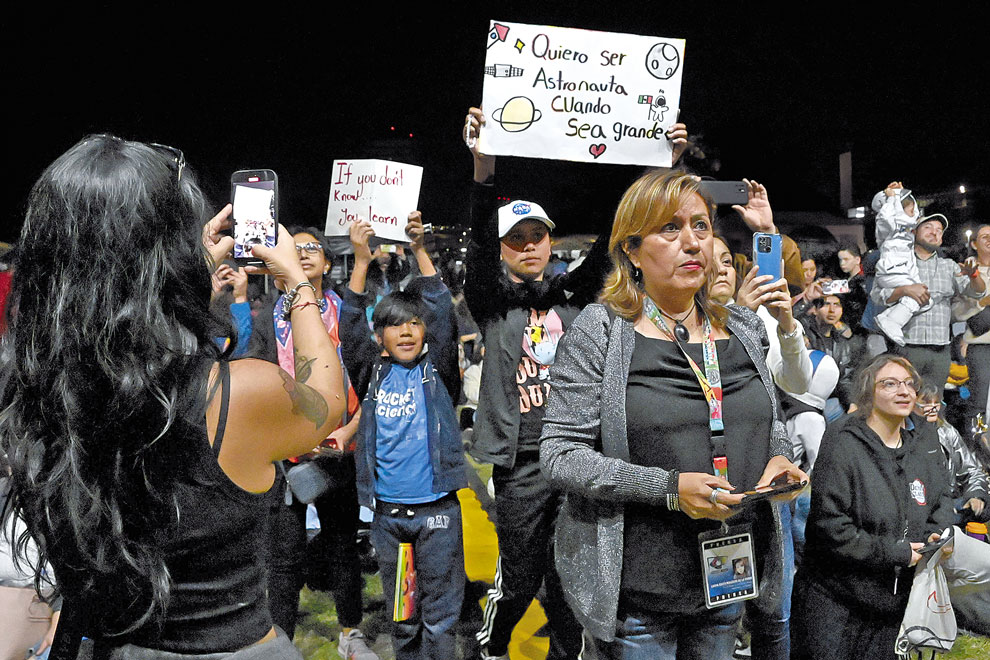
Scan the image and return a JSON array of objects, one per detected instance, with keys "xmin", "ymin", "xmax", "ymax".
[{"xmin": 758, "ymin": 236, "xmax": 771, "ymax": 253}]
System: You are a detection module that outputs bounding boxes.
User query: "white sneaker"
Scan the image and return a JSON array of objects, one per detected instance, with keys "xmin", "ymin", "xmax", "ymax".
[{"xmin": 338, "ymin": 629, "xmax": 380, "ymax": 660}]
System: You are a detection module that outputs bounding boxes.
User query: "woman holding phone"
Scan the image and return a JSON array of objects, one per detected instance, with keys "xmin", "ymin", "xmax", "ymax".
[
  {"xmin": 0, "ymin": 134, "xmax": 345, "ymax": 658},
  {"xmin": 540, "ymin": 170, "xmax": 805, "ymax": 659}
]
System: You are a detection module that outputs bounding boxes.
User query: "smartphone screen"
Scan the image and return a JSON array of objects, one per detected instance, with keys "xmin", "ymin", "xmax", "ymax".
[
  {"xmin": 822, "ymin": 279, "xmax": 850, "ymax": 295},
  {"xmin": 231, "ymin": 171, "xmax": 277, "ymax": 260}
]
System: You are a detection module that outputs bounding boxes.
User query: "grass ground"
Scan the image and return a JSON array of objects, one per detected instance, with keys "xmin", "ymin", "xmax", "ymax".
[{"xmin": 946, "ymin": 635, "xmax": 990, "ymax": 659}]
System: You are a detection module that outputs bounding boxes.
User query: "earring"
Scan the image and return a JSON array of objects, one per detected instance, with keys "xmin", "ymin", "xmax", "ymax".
[{"xmin": 632, "ymin": 266, "xmax": 643, "ymax": 284}]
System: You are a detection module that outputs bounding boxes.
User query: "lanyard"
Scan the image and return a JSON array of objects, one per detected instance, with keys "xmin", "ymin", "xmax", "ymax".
[{"xmin": 642, "ymin": 296, "xmax": 728, "ymax": 480}]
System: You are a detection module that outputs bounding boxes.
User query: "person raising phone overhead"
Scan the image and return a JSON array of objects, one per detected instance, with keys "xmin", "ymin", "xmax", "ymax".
[{"xmin": 0, "ymin": 135, "xmax": 345, "ymax": 658}]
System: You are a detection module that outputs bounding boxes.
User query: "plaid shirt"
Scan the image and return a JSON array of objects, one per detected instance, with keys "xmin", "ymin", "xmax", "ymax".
[{"xmin": 874, "ymin": 251, "xmax": 981, "ymax": 346}]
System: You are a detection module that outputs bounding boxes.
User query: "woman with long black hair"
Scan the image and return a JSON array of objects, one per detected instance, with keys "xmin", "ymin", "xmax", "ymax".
[{"xmin": 0, "ymin": 134, "xmax": 345, "ymax": 658}]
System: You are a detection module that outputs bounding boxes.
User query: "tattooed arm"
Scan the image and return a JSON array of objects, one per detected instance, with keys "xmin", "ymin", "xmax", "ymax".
[{"xmin": 208, "ymin": 225, "xmax": 346, "ymax": 482}]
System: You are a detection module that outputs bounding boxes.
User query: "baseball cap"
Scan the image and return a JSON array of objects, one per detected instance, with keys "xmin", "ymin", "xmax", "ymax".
[
  {"xmin": 916, "ymin": 213, "xmax": 948, "ymax": 231},
  {"xmin": 497, "ymin": 200, "xmax": 556, "ymax": 238}
]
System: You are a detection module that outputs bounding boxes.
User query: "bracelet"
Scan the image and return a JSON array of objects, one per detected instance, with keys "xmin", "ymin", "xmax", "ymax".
[
  {"xmin": 666, "ymin": 493, "xmax": 680, "ymax": 512},
  {"xmin": 778, "ymin": 322, "xmax": 802, "ymax": 340},
  {"xmin": 281, "ymin": 281, "xmax": 319, "ymax": 320},
  {"xmin": 288, "ymin": 301, "xmax": 320, "ymax": 315},
  {"xmin": 283, "ymin": 280, "xmax": 318, "ymax": 308}
]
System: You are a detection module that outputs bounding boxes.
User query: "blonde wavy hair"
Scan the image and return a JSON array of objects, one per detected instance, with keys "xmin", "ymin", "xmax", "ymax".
[{"xmin": 600, "ymin": 170, "xmax": 727, "ymax": 326}]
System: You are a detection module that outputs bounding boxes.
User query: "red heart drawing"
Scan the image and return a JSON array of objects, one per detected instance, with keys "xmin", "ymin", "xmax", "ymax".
[{"xmin": 589, "ymin": 144, "xmax": 606, "ymax": 158}]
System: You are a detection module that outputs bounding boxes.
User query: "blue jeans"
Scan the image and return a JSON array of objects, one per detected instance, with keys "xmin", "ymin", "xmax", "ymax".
[
  {"xmin": 790, "ymin": 491, "xmax": 811, "ymax": 558},
  {"xmin": 745, "ymin": 502, "xmax": 794, "ymax": 660},
  {"xmin": 593, "ymin": 602, "xmax": 743, "ymax": 660},
  {"xmin": 371, "ymin": 493, "xmax": 464, "ymax": 660}
]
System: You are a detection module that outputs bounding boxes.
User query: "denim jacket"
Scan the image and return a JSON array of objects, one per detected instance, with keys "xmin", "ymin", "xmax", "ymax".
[{"xmin": 339, "ymin": 276, "xmax": 467, "ymax": 507}]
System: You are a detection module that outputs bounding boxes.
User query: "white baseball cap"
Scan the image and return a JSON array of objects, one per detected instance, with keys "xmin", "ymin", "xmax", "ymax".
[
  {"xmin": 497, "ymin": 200, "xmax": 555, "ymax": 238},
  {"xmin": 916, "ymin": 213, "xmax": 948, "ymax": 231}
]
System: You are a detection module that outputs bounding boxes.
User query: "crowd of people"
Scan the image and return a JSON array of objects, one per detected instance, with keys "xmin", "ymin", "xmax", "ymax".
[{"xmin": 0, "ymin": 109, "xmax": 988, "ymax": 660}]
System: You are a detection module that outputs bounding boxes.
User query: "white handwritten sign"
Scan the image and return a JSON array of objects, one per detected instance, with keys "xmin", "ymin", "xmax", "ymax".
[
  {"xmin": 325, "ymin": 159, "xmax": 423, "ymax": 243},
  {"xmin": 480, "ymin": 21, "xmax": 685, "ymax": 167}
]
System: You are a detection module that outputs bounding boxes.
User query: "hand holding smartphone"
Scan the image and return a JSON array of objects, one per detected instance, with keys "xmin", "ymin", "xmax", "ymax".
[
  {"xmin": 230, "ymin": 169, "xmax": 278, "ymax": 267},
  {"xmin": 729, "ymin": 472, "xmax": 807, "ymax": 508}
]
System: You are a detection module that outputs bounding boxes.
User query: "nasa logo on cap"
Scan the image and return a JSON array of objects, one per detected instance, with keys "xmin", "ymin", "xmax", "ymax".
[
  {"xmin": 910, "ymin": 479, "xmax": 926, "ymax": 505},
  {"xmin": 497, "ymin": 199, "xmax": 555, "ymax": 238}
]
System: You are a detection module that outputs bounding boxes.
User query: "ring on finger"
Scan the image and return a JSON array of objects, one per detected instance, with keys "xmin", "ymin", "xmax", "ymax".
[{"xmin": 709, "ymin": 489, "xmax": 720, "ymax": 505}]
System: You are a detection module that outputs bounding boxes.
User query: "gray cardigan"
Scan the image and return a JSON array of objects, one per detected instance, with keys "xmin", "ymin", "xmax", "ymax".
[{"xmin": 539, "ymin": 302, "xmax": 793, "ymax": 641}]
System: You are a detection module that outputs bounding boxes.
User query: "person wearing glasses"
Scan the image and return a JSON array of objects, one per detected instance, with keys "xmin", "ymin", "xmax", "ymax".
[
  {"xmin": 0, "ymin": 134, "xmax": 346, "ymax": 657},
  {"xmin": 793, "ymin": 354, "xmax": 955, "ymax": 660},
  {"xmin": 916, "ymin": 385, "xmax": 990, "ymax": 634},
  {"xmin": 248, "ymin": 225, "xmax": 379, "ymax": 658}
]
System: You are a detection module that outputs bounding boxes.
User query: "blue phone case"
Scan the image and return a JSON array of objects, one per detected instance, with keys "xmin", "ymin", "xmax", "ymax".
[{"xmin": 752, "ymin": 233, "xmax": 783, "ymax": 282}]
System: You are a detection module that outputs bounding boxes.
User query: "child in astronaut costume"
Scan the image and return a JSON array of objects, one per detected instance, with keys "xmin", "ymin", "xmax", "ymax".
[{"xmin": 872, "ymin": 181, "xmax": 929, "ymax": 346}]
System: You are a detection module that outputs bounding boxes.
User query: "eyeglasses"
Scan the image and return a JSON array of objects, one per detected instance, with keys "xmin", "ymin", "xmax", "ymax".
[
  {"xmin": 875, "ymin": 378, "xmax": 917, "ymax": 393},
  {"xmin": 147, "ymin": 142, "xmax": 186, "ymax": 182},
  {"xmin": 917, "ymin": 401, "xmax": 943, "ymax": 415},
  {"xmin": 82, "ymin": 135, "xmax": 186, "ymax": 183},
  {"xmin": 295, "ymin": 242, "xmax": 323, "ymax": 255}
]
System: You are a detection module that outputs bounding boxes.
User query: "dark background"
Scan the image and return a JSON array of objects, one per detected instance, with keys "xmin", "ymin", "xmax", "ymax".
[{"xmin": 5, "ymin": 5, "xmax": 988, "ymax": 244}]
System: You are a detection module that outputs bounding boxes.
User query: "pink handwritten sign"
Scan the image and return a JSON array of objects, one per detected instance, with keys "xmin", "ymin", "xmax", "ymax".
[{"xmin": 325, "ymin": 159, "xmax": 423, "ymax": 242}]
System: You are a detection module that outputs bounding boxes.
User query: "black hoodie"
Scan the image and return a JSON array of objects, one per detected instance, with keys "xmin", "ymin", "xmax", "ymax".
[{"xmin": 798, "ymin": 413, "xmax": 954, "ymax": 620}]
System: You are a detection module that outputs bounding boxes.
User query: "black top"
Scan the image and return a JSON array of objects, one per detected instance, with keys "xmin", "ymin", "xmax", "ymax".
[
  {"xmin": 71, "ymin": 363, "xmax": 275, "ymax": 652},
  {"xmin": 621, "ymin": 333, "xmax": 773, "ymax": 612}
]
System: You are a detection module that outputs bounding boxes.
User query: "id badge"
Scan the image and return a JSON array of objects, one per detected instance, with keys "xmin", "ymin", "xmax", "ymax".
[{"xmin": 698, "ymin": 524, "xmax": 758, "ymax": 609}]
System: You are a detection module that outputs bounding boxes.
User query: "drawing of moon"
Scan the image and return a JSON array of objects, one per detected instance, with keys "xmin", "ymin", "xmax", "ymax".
[
  {"xmin": 645, "ymin": 42, "xmax": 680, "ymax": 80},
  {"xmin": 491, "ymin": 96, "xmax": 543, "ymax": 132}
]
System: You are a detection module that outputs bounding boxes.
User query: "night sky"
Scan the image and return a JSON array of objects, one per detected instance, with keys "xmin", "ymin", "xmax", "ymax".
[{"xmin": 6, "ymin": 6, "xmax": 988, "ymax": 245}]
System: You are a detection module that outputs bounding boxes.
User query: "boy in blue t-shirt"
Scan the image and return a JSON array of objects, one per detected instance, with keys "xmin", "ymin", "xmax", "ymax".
[{"xmin": 339, "ymin": 215, "xmax": 467, "ymax": 660}]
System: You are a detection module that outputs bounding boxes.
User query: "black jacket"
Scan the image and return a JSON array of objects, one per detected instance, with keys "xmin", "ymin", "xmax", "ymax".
[
  {"xmin": 464, "ymin": 182, "xmax": 612, "ymax": 468},
  {"xmin": 799, "ymin": 413, "xmax": 955, "ymax": 620},
  {"xmin": 807, "ymin": 321, "xmax": 868, "ymax": 410}
]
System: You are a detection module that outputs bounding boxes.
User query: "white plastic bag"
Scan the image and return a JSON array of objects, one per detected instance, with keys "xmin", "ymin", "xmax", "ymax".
[{"xmin": 895, "ymin": 528, "xmax": 957, "ymax": 658}]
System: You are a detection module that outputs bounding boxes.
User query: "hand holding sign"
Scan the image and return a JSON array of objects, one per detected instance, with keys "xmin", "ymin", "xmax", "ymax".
[
  {"xmin": 465, "ymin": 107, "xmax": 497, "ymax": 182},
  {"xmin": 349, "ymin": 219, "xmax": 375, "ymax": 265}
]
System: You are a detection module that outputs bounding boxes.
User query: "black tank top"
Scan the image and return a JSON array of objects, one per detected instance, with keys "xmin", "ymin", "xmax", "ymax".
[{"xmin": 126, "ymin": 361, "xmax": 274, "ymax": 651}]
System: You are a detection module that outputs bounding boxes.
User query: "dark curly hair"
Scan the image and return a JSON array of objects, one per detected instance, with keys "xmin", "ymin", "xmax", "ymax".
[{"xmin": 0, "ymin": 134, "xmax": 233, "ymax": 635}]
